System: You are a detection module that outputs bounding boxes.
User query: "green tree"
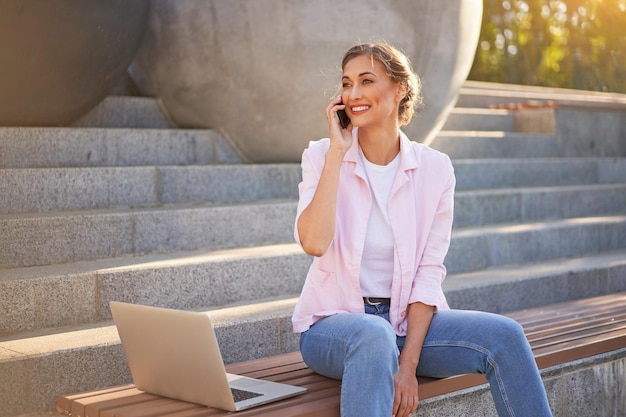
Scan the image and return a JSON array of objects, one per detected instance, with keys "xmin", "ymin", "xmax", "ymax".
[{"xmin": 469, "ymin": 0, "xmax": 626, "ymax": 93}]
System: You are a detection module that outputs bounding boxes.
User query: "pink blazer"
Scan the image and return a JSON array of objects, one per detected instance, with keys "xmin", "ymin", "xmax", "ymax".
[{"xmin": 292, "ymin": 128, "xmax": 455, "ymax": 336}]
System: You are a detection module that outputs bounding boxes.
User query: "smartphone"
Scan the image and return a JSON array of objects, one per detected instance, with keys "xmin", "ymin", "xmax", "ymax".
[{"xmin": 336, "ymin": 101, "xmax": 350, "ymax": 129}]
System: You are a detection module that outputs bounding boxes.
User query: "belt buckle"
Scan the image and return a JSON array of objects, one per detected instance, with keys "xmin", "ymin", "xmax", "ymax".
[{"xmin": 364, "ymin": 297, "xmax": 382, "ymax": 306}]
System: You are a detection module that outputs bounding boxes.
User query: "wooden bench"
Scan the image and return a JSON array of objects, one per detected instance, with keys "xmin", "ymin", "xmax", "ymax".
[{"xmin": 56, "ymin": 292, "xmax": 626, "ymax": 417}]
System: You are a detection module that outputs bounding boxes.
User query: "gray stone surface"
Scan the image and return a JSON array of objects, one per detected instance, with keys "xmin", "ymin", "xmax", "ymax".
[
  {"xmin": 445, "ymin": 215, "xmax": 626, "ymax": 274},
  {"xmin": 555, "ymin": 107, "xmax": 626, "ymax": 157},
  {"xmin": 0, "ymin": 167, "xmax": 157, "ymax": 213},
  {"xmin": 0, "ymin": 201, "xmax": 297, "ymax": 269},
  {"xmin": 444, "ymin": 250, "xmax": 626, "ymax": 313},
  {"xmin": 454, "ymin": 183, "xmax": 626, "ymax": 227},
  {"xmin": 129, "ymin": 0, "xmax": 482, "ymax": 162},
  {"xmin": 71, "ymin": 97, "xmax": 173, "ymax": 129},
  {"xmin": 559, "ymin": 357, "xmax": 626, "ymax": 416},
  {"xmin": 432, "ymin": 132, "xmax": 559, "ymax": 159},
  {"xmin": 96, "ymin": 244, "xmax": 310, "ymax": 320},
  {"xmin": 453, "ymin": 183, "xmax": 626, "ymax": 227},
  {"xmin": 454, "ymin": 189, "xmax": 523, "ymax": 228},
  {"xmin": 452, "ymin": 158, "xmax": 604, "ymax": 190},
  {"xmin": 4, "ymin": 245, "xmax": 623, "ymax": 337},
  {"xmin": 0, "ymin": 127, "xmax": 239, "ymax": 168},
  {"xmin": 3, "ymin": 161, "xmax": 621, "ymax": 216},
  {"xmin": 0, "ymin": 327, "xmax": 129, "ymax": 417},
  {"xmin": 456, "ymin": 82, "xmax": 626, "ymax": 109},
  {"xmin": 598, "ymin": 158, "xmax": 626, "ymax": 183},
  {"xmin": 132, "ymin": 201, "xmax": 296, "ymax": 255},
  {"xmin": 520, "ymin": 184, "xmax": 626, "ymax": 221},
  {"xmin": 3, "ymin": 199, "xmax": 622, "ymax": 270},
  {"xmin": 513, "ymin": 107, "xmax": 556, "ymax": 133},
  {"xmin": 158, "ymin": 164, "xmax": 300, "ymax": 205},
  {"xmin": 0, "ymin": 244, "xmax": 307, "ymax": 336},
  {"xmin": 0, "ymin": 210, "xmax": 134, "ymax": 269},
  {"xmin": 0, "ymin": 272, "xmax": 97, "ymax": 336},
  {"xmin": 442, "ymin": 108, "xmax": 514, "ymax": 132},
  {"xmin": 0, "ymin": 164, "xmax": 300, "ymax": 214}
]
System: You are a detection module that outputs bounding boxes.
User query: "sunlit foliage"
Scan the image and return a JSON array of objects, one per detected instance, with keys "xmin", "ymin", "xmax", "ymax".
[{"xmin": 469, "ymin": 0, "xmax": 626, "ymax": 92}]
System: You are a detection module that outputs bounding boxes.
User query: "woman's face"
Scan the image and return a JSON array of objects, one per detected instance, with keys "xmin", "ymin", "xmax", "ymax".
[{"xmin": 341, "ymin": 54, "xmax": 403, "ymax": 129}]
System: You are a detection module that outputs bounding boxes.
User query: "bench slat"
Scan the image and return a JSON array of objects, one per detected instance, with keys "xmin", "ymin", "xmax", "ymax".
[
  {"xmin": 529, "ymin": 320, "xmax": 626, "ymax": 349},
  {"xmin": 509, "ymin": 293, "xmax": 626, "ymax": 323},
  {"xmin": 226, "ymin": 351, "xmax": 303, "ymax": 375},
  {"xmin": 56, "ymin": 292, "xmax": 626, "ymax": 417},
  {"xmin": 56, "ymin": 385, "xmax": 136, "ymax": 415},
  {"xmin": 533, "ymin": 329, "xmax": 626, "ymax": 368},
  {"xmin": 69, "ymin": 388, "xmax": 156, "ymax": 417},
  {"xmin": 524, "ymin": 312, "xmax": 626, "ymax": 338},
  {"xmin": 100, "ymin": 398, "xmax": 201, "ymax": 417}
]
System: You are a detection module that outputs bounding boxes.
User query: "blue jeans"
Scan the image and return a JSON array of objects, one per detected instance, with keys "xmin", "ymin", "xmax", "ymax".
[{"xmin": 300, "ymin": 304, "xmax": 553, "ymax": 417}]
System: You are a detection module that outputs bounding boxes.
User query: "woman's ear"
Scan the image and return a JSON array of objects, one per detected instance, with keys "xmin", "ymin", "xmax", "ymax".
[{"xmin": 396, "ymin": 82, "xmax": 408, "ymax": 103}]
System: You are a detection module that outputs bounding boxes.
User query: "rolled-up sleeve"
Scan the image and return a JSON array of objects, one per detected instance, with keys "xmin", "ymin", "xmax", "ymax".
[
  {"xmin": 293, "ymin": 140, "xmax": 328, "ymax": 246},
  {"xmin": 408, "ymin": 159, "xmax": 455, "ymax": 309}
]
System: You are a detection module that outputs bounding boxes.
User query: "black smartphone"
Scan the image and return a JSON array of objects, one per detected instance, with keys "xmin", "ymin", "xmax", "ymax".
[{"xmin": 336, "ymin": 103, "xmax": 350, "ymax": 129}]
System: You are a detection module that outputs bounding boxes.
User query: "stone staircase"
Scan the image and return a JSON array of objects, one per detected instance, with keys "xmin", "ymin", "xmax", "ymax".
[{"xmin": 1, "ymin": 83, "xmax": 625, "ymax": 417}]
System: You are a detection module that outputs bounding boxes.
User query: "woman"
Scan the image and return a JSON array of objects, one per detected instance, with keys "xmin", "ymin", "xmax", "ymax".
[{"xmin": 291, "ymin": 43, "xmax": 553, "ymax": 417}]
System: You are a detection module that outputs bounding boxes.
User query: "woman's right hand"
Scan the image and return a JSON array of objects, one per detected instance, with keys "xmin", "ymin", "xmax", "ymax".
[{"xmin": 326, "ymin": 96, "xmax": 353, "ymax": 155}]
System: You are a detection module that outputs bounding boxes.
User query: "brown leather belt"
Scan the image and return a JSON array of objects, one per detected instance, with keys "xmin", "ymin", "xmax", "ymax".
[{"xmin": 363, "ymin": 297, "xmax": 391, "ymax": 306}]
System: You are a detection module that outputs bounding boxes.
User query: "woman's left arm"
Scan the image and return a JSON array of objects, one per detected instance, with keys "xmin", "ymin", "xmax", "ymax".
[
  {"xmin": 392, "ymin": 301, "xmax": 435, "ymax": 417},
  {"xmin": 393, "ymin": 152, "xmax": 455, "ymax": 416}
]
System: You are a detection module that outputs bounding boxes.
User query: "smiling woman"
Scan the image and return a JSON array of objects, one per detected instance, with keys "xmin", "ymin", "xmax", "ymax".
[
  {"xmin": 291, "ymin": 43, "xmax": 554, "ymax": 417},
  {"xmin": 341, "ymin": 44, "xmax": 422, "ymax": 128}
]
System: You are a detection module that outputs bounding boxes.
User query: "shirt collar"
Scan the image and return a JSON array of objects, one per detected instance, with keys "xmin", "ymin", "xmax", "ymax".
[{"xmin": 344, "ymin": 127, "xmax": 420, "ymax": 172}]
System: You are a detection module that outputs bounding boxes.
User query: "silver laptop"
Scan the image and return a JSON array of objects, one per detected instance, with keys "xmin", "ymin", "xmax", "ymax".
[{"xmin": 109, "ymin": 301, "xmax": 306, "ymax": 411}]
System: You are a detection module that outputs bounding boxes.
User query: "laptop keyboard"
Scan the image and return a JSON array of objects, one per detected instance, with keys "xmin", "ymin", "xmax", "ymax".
[{"xmin": 231, "ymin": 387, "xmax": 263, "ymax": 402}]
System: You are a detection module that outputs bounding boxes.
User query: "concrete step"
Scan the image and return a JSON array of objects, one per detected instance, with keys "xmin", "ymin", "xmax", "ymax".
[
  {"xmin": 2, "ymin": 249, "xmax": 625, "ymax": 417},
  {"xmin": 0, "ymin": 164, "xmax": 301, "ymax": 213},
  {"xmin": 458, "ymin": 81, "xmax": 626, "ymax": 109},
  {"xmin": 463, "ymin": 80, "xmax": 626, "ymax": 98},
  {"xmin": 3, "ymin": 212, "xmax": 625, "ymax": 335},
  {"xmin": 0, "ymin": 244, "xmax": 310, "ymax": 336},
  {"xmin": 454, "ymin": 183, "xmax": 626, "ymax": 228},
  {"xmin": 0, "ymin": 200, "xmax": 297, "ymax": 269},
  {"xmin": 71, "ymin": 96, "xmax": 173, "ymax": 129},
  {"xmin": 443, "ymin": 249, "xmax": 626, "ymax": 313},
  {"xmin": 442, "ymin": 107, "xmax": 514, "ymax": 132},
  {"xmin": 452, "ymin": 157, "xmax": 626, "ymax": 190},
  {"xmin": 2, "ymin": 176, "xmax": 624, "ymax": 269},
  {"xmin": 2, "ymin": 157, "xmax": 623, "ymax": 214},
  {"xmin": 0, "ymin": 127, "xmax": 241, "ymax": 168},
  {"xmin": 431, "ymin": 132, "xmax": 559, "ymax": 159},
  {"xmin": 446, "ymin": 215, "xmax": 626, "ymax": 274}
]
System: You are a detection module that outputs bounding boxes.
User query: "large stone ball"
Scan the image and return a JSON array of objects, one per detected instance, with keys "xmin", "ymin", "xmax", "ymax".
[
  {"xmin": 130, "ymin": 0, "xmax": 482, "ymax": 162},
  {"xmin": 0, "ymin": 0, "xmax": 150, "ymax": 126}
]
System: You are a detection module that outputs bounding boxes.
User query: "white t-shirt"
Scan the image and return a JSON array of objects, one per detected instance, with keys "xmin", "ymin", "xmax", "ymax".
[{"xmin": 358, "ymin": 147, "xmax": 400, "ymax": 298}]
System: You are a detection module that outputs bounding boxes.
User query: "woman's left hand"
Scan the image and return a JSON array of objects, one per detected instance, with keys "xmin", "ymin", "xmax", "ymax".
[{"xmin": 392, "ymin": 366, "xmax": 419, "ymax": 417}]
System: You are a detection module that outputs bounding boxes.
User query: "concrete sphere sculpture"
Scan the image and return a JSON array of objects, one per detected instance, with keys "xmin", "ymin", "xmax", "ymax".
[
  {"xmin": 0, "ymin": 0, "xmax": 150, "ymax": 126},
  {"xmin": 130, "ymin": 0, "xmax": 483, "ymax": 162}
]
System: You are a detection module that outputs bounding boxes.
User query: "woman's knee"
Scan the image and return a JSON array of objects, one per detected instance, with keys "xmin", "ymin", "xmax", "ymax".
[
  {"xmin": 492, "ymin": 315, "xmax": 527, "ymax": 344},
  {"xmin": 350, "ymin": 314, "xmax": 398, "ymax": 356},
  {"xmin": 300, "ymin": 313, "xmax": 398, "ymax": 378}
]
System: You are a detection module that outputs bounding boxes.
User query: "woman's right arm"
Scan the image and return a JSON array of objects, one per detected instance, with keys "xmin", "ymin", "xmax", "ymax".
[{"xmin": 297, "ymin": 97, "xmax": 353, "ymax": 256}]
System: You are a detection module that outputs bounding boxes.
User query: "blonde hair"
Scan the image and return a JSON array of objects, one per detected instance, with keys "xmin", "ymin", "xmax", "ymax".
[{"xmin": 341, "ymin": 43, "xmax": 422, "ymax": 126}]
